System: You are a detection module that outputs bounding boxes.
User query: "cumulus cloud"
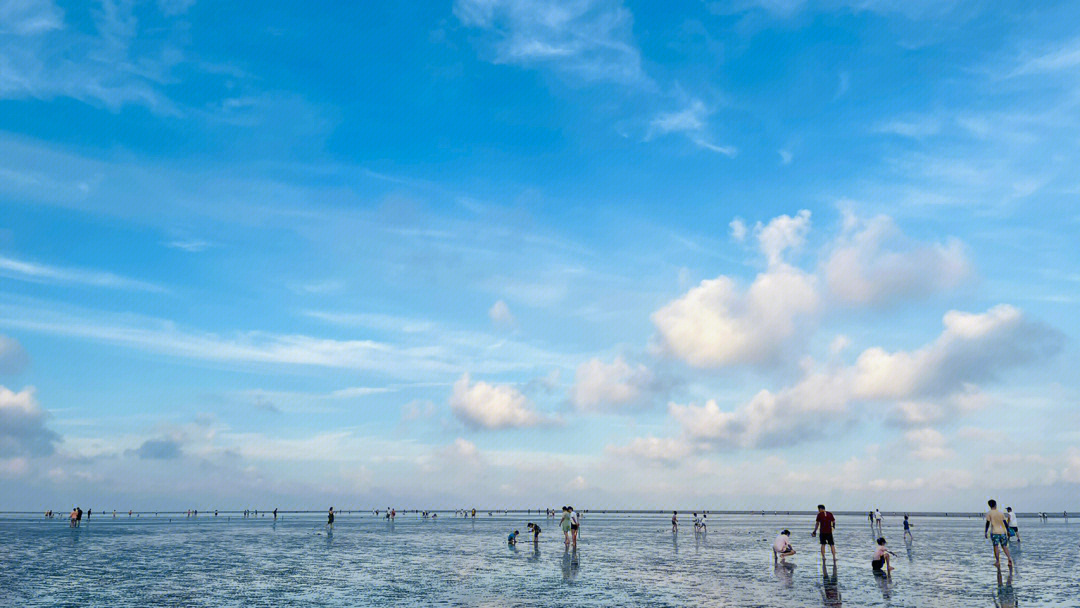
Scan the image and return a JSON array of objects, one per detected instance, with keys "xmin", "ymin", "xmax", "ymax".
[
  {"xmin": 128, "ymin": 437, "xmax": 183, "ymax": 460},
  {"xmin": 651, "ymin": 264, "xmax": 819, "ymax": 368},
  {"xmin": 488, "ymin": 299, "xmax": 515, "ymax": 326},
  {"xmin": 904, "ymin": 428, "xmax": 954, "ymax": 461},
  {"xmin": 664, "ymin": 305, "xmax": 1061, "ymax": 449},
  {"xmin": 0, "ymin": 385, "xmax": 59, "ymax": 457},
  {"xmin": 850, "ymin": 305, "xmax": 1061, "ymax": 400},
  {"xmin": 570, "ymin": 356, "xmax": 656, "ymax": 411},
  {"xmin": 754, "ymin": 209, "xmax": 811, "ymax": 266},
  {"xmin": 729, "ymin": 218, "xmax": 747, "ymax": 241},
  {"xmin": 0, "ymin": 335, "xmax": 28, "ymax": 374},
  {"xmin": 824, "ymin": 213, "xmax": 970, "ymax": 306},
  {"xmin": 450, "ymin": 373, "xmax": 554, "ymax": 429},
  {"xmin": 454, "ymin": 0, "xmax": 648, "ymax": 85}
]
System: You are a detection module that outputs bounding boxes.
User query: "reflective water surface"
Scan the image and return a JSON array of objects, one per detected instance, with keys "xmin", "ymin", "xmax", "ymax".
[{"xmin": 1, "ymin": 513, "xmax": 1075, "ymax": 606}]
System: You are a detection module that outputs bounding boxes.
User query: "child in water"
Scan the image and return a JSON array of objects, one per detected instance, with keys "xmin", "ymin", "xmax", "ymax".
[
  {"xmin": 508, "ymin": 530, "xmax": 519, "ymax": 545},
  {"xmin": 872, "ymin": 537, "xmax": 895, "ymax": 572}
]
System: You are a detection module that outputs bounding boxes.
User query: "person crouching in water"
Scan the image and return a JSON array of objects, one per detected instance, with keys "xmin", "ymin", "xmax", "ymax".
[
  {"xmin": 508, "ymin": 530, "xmax": 519, "ymax": 545},
  {"xmin": 872, "ymin": 537, "xmax": 895, "ymax": 573},
  {"xmin": 773, "ymin": 529, "xmax": 796, "ymax": 562}
]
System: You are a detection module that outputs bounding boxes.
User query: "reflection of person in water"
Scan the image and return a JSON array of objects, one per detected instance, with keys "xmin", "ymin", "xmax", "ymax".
[
  {"xmin": 774, "ymin": 560, "xmax": 795, "ymax": 588},
  {"xmin": 561, "ymin": 546, "xmax": 579, "ymax": 581},
  {"xmin": 874, "ymin": 567, "xmax": 892, "ymax": 600},
  {"xmin": 820, "ymin": 560, "xmax": 842, "ymax": 607},
  {"xmin": 994, "ymin": 569, "xmax": 1017, "ymax": 608}
]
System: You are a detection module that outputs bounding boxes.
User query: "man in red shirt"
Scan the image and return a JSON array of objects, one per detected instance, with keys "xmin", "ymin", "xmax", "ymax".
[{"xmin": 812, "ymin": 504, "xmax": 837, "ymax": 559}]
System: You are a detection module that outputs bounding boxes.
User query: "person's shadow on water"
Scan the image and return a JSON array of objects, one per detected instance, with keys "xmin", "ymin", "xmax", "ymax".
[
  {"xmin": 774, "ymin": 561, "xmax": 795, "ymax": 588},
  {"xmin": 904, "ymin": 537, "xmax": 914, "ymax": 563}
]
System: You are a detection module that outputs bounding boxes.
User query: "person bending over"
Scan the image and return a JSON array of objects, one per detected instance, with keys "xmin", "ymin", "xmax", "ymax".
[{"xmin": 773, "ymin": 529, "xmax": 796, "ymax": 561}]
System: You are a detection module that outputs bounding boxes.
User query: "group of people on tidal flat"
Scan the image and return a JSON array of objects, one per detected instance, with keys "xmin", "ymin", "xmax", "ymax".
[{"xmin": 762, "ymin": 501, "xmax": 1026, "ymax": 574}]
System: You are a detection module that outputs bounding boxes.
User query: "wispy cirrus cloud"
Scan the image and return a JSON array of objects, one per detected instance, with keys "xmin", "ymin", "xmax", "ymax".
[
  {"xmin": 454, "ymin": 0, "xmax": 649, "ymax": 86},
  {"xmin": 646, "ymin": 99, "xmax": 736, "ymax": 156},
  {"xmin": 0, "ymin": 255, "xmax": 165, "ymax": 292}
]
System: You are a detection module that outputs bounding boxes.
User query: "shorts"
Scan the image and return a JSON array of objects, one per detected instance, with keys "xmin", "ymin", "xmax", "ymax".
[
  {"xmin": 571, "ymin": 523, "xmax": 579, "ymax": 531},
  {"xmin": 1008, "ymin": 527, "xmax": 1017, "ymax": 537},
  {"xmin": 819, "ymin": 532, "xmax": 834, "ymax": 546},
  {"xmin": 871, "ymin": 558, "xmax": 884, "ymax": 571},
  {"xmin": 990, "ymin": 533, "xmax": 1008, "ymax": 547}
]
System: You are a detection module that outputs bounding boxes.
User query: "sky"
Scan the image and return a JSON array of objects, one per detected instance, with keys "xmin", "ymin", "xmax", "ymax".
[{"xmin": 1, "ymin": 0, "xmax": 1078, "ymax": 512}]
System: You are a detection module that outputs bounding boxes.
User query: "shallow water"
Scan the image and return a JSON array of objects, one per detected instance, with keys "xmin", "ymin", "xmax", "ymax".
[{"xmin": 1, "ymin": 512, "xmax": 1074, "ymax": 606}]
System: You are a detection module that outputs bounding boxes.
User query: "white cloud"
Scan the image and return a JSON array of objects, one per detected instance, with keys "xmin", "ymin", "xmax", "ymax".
[
  {"xmin": 0, "ymin": 0, "xmax": 63, "ymax": 35},
  {"xmin": 651, "ymin": 264, "xmax": 819, "ymax": 368},
  {"xmin": 606, "ymin": 436, "xmax": 693, "ymax": 465},
  {"xmin": 0, "ymin": 335, "xmax": 28, "ymax": 374},
  {"xmin": 851, "ymin": 305, "xmax": 1060, "ymax": 400},
  {"xmin": 566, "ymin": 475, "xmax": 587, "ymax": 490},
  {"xmin": 665, "ymin": 305, "xmax": 1060, "ymax": 449},
  {"xmin": 0, "ymin": 0, "xmax": 181, "ymax": 112},
  {"xmin": 669, "ymin": 399, "xmax": 739, "ymax": 444},
  {"xmin": 0, "ymin": 385, "xmax": 59, "ymax": 457},
  {"xmin": 0, "ymin": 456, "xmax": 28, "ymax": 478},
  {"xmin": 874, "ymin": 118, "xmax": 941, "ymax": 139},
  {"xmin": 0, "ymin": 255, "xmax": 164, "ymax": 292},
  {"xmin": 824, "ymin": 213, "xmax": 970, "ymax": 306},
  {"xmin": 888, "ymin": 385, "xmax": 989, "ymax": 427},
  {"xmin": 0, "ymin": 299, "xmax": 576, "ymax": 379},
  {"xmin": 729, "ymin": 218, "xmax": 747, "ymax": 241},
  {"xmin": 828, "ymin": 334, "xmax": 851, "ymax": 355},
  {"xmin": 1011, "ymin": 39, "xmax": 1080, "ymax": 76},
  {"xmin": 488, "ymin": 299, "xmax": 515, "ymax": 326},
  {"xmin": 570, "ymin": 356, "xmax": 655, "ymax": 411},
  {"xmin": 904, "ymin": 428, "xmax": 954, "ymax": 461},
  {"xmin": 453, "ymin": 0, "xmax": 648, "ymax": 85},
  {"xmin": 401, "ymin": 399, "xmax": 436, "ymax": 423},
  {"xmin": 450, "ymin": 373, "xmax": 554, "ymax": 429},
  {"xmin": 646, "ymin": 99, "xmax": 736, "ymax": 156},
  {"xmin": 166, "ymin": 239, "xmax": 214, "ymax": 252},
  {"xmin": 754, "ymin": 209, "xmax": 811, "ymax": 266}
]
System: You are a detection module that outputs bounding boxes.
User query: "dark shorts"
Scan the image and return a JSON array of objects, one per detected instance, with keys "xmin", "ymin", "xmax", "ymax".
[
  {"xmin": 991, "ymin": 533, "xmax": 1008, "ymax": 547},
  {"xmin": 819, "ymin": 532, "xmax": 834, "ymax": 546},
  {"xmin": 872, "ymin": 558, "xmax": 884, "ymax": 571},
  {"xmin": 571, "ymin": 523, "xmax": 579, "ymax": 531}
]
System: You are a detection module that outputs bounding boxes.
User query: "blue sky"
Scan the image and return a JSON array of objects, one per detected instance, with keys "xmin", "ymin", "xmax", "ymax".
[{"xmin": 1, "ymin": 0, "xmax": 1078, "ymax": 511}]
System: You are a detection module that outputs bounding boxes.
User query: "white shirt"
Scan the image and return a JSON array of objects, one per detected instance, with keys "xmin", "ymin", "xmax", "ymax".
[
  {"xmin": 1007, "ymin": 512, "xmax": 1018, "ymax": 527},
  {"xmin": 773, "ymin": 534, "xmax": 791, "ymax": 553},
  {"xmin": 874, "ymin": 510, "xmax": 882, "ymax": 520},
  {"xmin": 571, "ymin": 512, "xmax": 580, "ymax": 525}
]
